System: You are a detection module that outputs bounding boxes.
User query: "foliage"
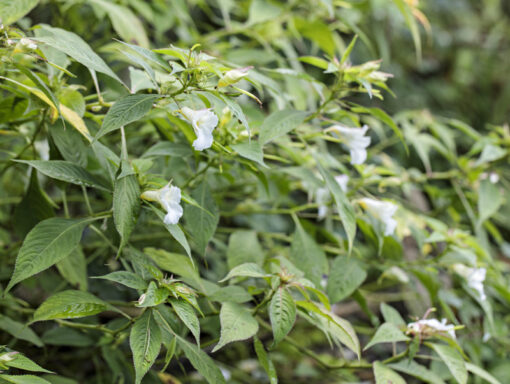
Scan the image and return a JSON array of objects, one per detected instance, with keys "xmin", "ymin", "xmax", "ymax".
[{"xmin": 0, "ymin": 1, "xmax": 509, "ymax": 383}]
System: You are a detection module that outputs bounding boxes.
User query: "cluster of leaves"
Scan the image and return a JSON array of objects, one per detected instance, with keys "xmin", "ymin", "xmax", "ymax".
[{"xmin": 0, "ymin": 1, "xmax": 509, "ymax": 384}]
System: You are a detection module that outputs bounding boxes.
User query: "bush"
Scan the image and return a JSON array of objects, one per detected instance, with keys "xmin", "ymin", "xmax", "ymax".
[{"xmin": 0, "ymin": 1, "xmax": 509, "ymax": 383}]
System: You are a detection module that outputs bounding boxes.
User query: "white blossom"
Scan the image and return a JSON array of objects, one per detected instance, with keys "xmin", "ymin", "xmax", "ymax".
[
  {"xmin": 327, "ymin": 124, "xmax": 371, "ymax": 164},
  {"xmin": 180, "ymin": 107, "xmax": 218, "ymax": 151},
  {"xmin": 453, "ymin": 264, "xmax": 487, "ymax": 301},
  {"xmin": 218, "ymin": 66, "xmax": 252, "ymax": 87},
  {"xmin": 360, "ymin": 198, "xmax": 397, "ymax": 236},
  {"xmin": 407, "ymin": 318, "xmax": 456, "ymax": 339},
  {"xmin": 141, "ymin": 184, "xmax": 183, "ymax": 225},
  {"xmin": 316, "ymin": 174, "xmax": 349, "ymax": 220},
  {"xmin": 489, "ymin": 173, "xmax": 499, "ymax": 183},
  {"xmin": 20, "ymin": 38, "xmax": 37, "ymax": 50}
]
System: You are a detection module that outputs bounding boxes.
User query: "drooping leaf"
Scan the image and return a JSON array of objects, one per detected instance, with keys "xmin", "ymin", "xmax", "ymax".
[
  {"xmin": 33, "ymin": 290, "xmax": 111, "ymax": 322},
  {"xmin": 170, "ymin": 299, "xmax": 200, "ymax": 345},
  {"xmin": 290, "ymin": 219, "xmax": 328, "ymax": 288},
  {"xmin": 56, "ymin": 246, "xmax": 88, "ymax": 291},
  {"xmin": 0, "ymin": 375, "xmax": 52, "ymax": 384},
  {"xmin": 478, "ymin": 179, "xmax": 503, "ymax": 225},
  {"xmin": 5, "ymin": 354, "xmax": 52, "ymax": 373},
  {"xmin": 465, "ymin": 363, "xmax": 502, "ymax": 384},
  {"xmin": 93, "ymin": 271, "xmax": 147, "ymax": 290},
  {"xmin": 219, "ymin": 263, "xmax": 270, "ymax": 282},
  {"xmin": 0, "ymin": 0, "xmax": 39, "ymax": 25},
  {"xmin": 0, "ymin": 315, "xmax": 43, "ymax": 347},
  {"xmin": 364, "ymin": 323, "xmax": 409, "ymax": 351},
  {"xmin": 259, "ymin": 110, "xmax": 308, "ymax": 144},
  {"xmin": 15, "ymin": 160, "xmax": 110, "ymax": 191},
  {"xmin": 129, "ymin": 309, "xmax": 162, "ymax": 384},
  {"xmin": 149, "ymin": 205, "xmax": 191, "ymax": 258},
  {"xmin": 95, "ymin": 94, "xmax": 159, "ymax": 139},
  {"xmin": 254, "ymin": 337, "xmax": 278, "ymax": 384},
  {"xmin": 176, "ymin": 336, "xmax": 226, "ymax": 384},
  {"xmin": 184, "ymin": 182, "xmax": 219, "ymax": 255},
  {"xmin": 35, "ymin": 26, "xmax": 122, "ymax": 83},
  {"xmin": 430, "ymin": 343, "xmax": 468, "ymax": 384},
  {"xmin": 113, "ymin": 160, "xmax": 141, "ymax": 249},
  {"xmin": 144, "ymin": 248, "xmax": 200, "ymax": 285},
  {"xmin": 389, "ymin": 360, "xmax": 446, "ymax": 384},
  {"xmin": 380, "ymin": 303, "xmax": 406, "ymax": 326},
  {"xmin": 231, "ymin": 141, "xmax": 266, "ymax": 167},
  {"xmin": 213, "ymin": 302, "xmax": 259, "ymax": 352},
  {"xmin": 7, "ymin": 218, "xmax": 93, "ymax": 292},
  {"xmin": 269, "ymin": 287, "xmax": 296, "ymax": 346},
  {"xmin": 373, "ymin": 361, "xmax": 406, "ymax": 384},
  {"xmin": 316, "ymin": 161, "xmax": 356, "ymax": 253},
  {"xmin": 327, "ymin": 255, "xmax": 367, "ymax": 303}
]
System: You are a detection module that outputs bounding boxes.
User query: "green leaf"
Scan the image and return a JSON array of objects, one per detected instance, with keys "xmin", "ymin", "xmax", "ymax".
[
  {"xmin": 33, "ymin": 290, "xmax": 110, "ymax": 322},
  {"xmin": 389, "ymin": 360, "xmax": 446, "ymax": 384},
  {"xmin": 113, "ymin": 161, "xmax": 141, "ymax": 249},
  {"xmin": 213, "ymin": 302, "xmax": 259, "ymax": 352},
  {"xmin": 42, "ymin": 327, "xmax": 93, "ymax": 347},
  {"xmin": 373, "ymin": 361, "xmax": 406, "ymax": 384},
  {"xmin": 231, "ymin": 141, "xmax": 266, "ymax": 167},
  {"xmin": 290, "ymin": 219, "xmax": 328, "ymax": 288},
  {"xmin": 176, "ymin": 336, "xmax": 226, "ymax": 384},
  {"xmin": 95, "ymin": 94, "xmax": 159, "ymax": 139},
  {"xmin": 0, "ymin": 315, "xmax": 43, "ymax": 347},
  {"xmin": 184, "ymin": 182, "xmax": 219, "ymax": 255},
  {"xmin": 6, "ymin": 218, "xmax": 93, "ymax": 292},
  {"xmin": 317, "ymin": 310, "xmax": 360, "ymax": 358},
  {"xmin": 89, "ymin": 0, "xmax": 149, "ymax": 48},
  {"xmin": 327, "ymin": 255, "xmax": 367, "ymax": 303},
  {"xmin": 478, "ymin": 179, "xmax": 503, "ymax": 225},
  {"xmin": 259, "ymin": 110, "xmax": 308, "ymax": 144},
  {"xmin": 15, "ymin": 160, "xmax": 110, "ymax": 191},
  {"xmin": 130, "ymin": 310, "xmax": 162, "ymax": 384},
  {"xmin": 56, "ymin": 246, "xmax": 88, "ymax": 291},
  {"xmin": 380, "ymin": 303, "xmax": 406, "ymax": 326},
  {"xmin": 93, "ymin": 271, "xmax": 147, "ymax": 290},
  {"xmin": 137, "ymin": 281, "xmax": 169, "ymax": 307},
  {"xmin": 13, "ymin": 170, "xmax": 55, "ymax": 238},
  {"xmin": 5, "ymin": 354, "xmax": 52, "ymax": 373},
  {"xmin": 227, "ymin": 230, "xmax": 264, "ymax": 268},
  {"xmin": 149, "ymin": 205, "xmax": 191, "ymax": 258},
  {"xmin": 144, "ymin": 248, "xmax": 200, "ymax": 285},
  {"xmin": 0, "ymin": 0, "xmax": 39, "ymax": 25},
  {"xmin": 430, "ymin": 343, "xmax": 468, "ymax": 384},
  {"xmin": 215, "ymin": 91, "xmax": 250, "ymax": 134},
  {"xmin": 35, "ymin": 26, "xmax": 122, "ymax": 83},
  {"xmin": 254, "ymin": 337, "xmax": 278, "ymax": 384},
  {"xmin": 219, "ymin": 263, "xmax": 270, "ymax": 282},
  {"xmin": 0, "ymin": 375, "xmax": 51, "ymax": 384},
  {"xmin": 142, "ymin": 142, "xmax": 192, "ymax": 158},
  {"xmin": 269, "ymin": 287, "xmax": 296, "ymax": 346},
  {"xmin": 170, "ymin": 299, "xmax": 200, "ymax": 345},
  {"xmin": 316, "ymin": 161, "xmax": 356, "ymax": 253},
  {"xmin": 364, "ymin": 323, "xmax": 409, "ymax": 351},
  {"xmin": 209, "ymin": 286, "xmax": 252, "ymax": 304},
  {"xmin": 465, "ymin": 363, "xmax": 502, "ymax": 384}
]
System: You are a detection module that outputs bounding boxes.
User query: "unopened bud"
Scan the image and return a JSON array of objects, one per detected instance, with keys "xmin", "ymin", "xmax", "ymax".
[{"xmin": 218, "ymin": 66, "xmax": 253, "ymax": 87}]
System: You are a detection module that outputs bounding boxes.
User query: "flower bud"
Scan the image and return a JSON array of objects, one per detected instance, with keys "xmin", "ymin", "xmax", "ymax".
[{"xmin": 218, "ymin": 66, "xmax": 253, "ymax": 87}]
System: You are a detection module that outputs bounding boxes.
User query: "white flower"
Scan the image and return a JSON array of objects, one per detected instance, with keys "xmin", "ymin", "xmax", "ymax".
[
  {"xmin": 180, "ymin": 107, "xmax": 218, "ymax": 151},
  {"xmin": 334, "ymin": 174, "xmax": 349, "ymax": 192},
  {"xmin": 489, "ymin": 173, "xmax": 499, "ymax": 184},
  {"xmin": 141, "ymin": 184, "xmax": 183, "ymax": 225},
  {"xmin": 218, "ymin": 66, "xmax": 253, "ymax": 87},
  {"xmin": 20, "ymin": 38, "xmax": 37, "ymax": 50},
  {"xmin": 316, "ymin": 175, "xmax": 349, "ymax": 220},
  {"xmin": 328, "ymin": 124, "xmax": 371, "ymax": 165},
  {"xmin": 360, "ymin": 198, "xmax": 397, "ymax": 236},
  {"xmin": 453, "ymin": 264, "xmax": 487, "ymax": 301},
  {"xmin": 407, "ymin": 318, "xmax": 456, "ymax": 339}
]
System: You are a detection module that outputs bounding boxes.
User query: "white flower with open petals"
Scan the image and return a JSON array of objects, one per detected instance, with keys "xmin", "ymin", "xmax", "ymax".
[
  {"xmin": 180, "ymin": 107, "xmax": 218, "ymax": 151},
  {"xmin": 453, "ymin": 264, "xmax": 487, "ymax": 301},
  {"xmin": 141, "ymin": 184, "xmax": 183, "ymax": 225},
  {"xmin": 407, "ymin": 318, "xmax": 456, "ymax": 339},
  {"xmin": 360, "ymin": 198, "xmax": 397, "ymax": 236},
  {"xmin": 328, "ymin": 124, "xmax": 371, "ymax": 165}
]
